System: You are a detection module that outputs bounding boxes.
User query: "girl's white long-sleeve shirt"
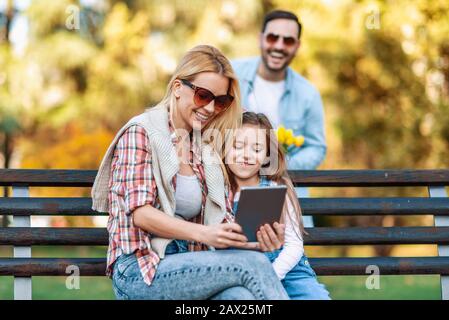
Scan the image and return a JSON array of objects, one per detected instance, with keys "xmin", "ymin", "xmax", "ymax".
[
  {"xmin": 271, "ymin": 197, "xmax": 304, "ymax": 279},
  {"xmin": 233, "ymin": 192, "xmax": 304, "ymax": 280}
]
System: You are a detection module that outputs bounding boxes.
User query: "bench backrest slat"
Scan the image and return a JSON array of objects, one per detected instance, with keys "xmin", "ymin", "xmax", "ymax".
[
  {"xmin": 2, "ymin": 197, "xmax": 449, "ymax": 216},
  {"xmin": 2, "ymin": 226, "xmax": 449, "ymax": 246},
  {"xmin": 2, "ymin": 169, "xmax": 449, "ymax": 187}
]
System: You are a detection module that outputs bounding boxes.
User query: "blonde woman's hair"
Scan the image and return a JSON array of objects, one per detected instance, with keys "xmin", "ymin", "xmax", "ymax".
[{"xmin": 156, "ymin": 45, "xmax": 243, "ymax": 184}]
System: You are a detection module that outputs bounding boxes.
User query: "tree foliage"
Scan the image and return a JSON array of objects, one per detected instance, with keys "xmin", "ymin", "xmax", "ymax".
[{"xmin": 0, "ymin": 1, "xmax": 448, "ymax": 242}]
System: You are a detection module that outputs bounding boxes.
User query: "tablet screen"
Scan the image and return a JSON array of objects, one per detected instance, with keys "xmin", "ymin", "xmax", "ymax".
[{"xmin": 235, "ymin": 186, "xmax": 287, "ymax": 242}]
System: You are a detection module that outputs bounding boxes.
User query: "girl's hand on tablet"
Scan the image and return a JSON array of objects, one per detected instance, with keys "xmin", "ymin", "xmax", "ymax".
[
  {"xmin": 256, "ymin": 222, "xmax": 285, "ymax": 252},
  {"xmin": 273, "ymin": 222, "xmax": 286, "ymax": 245}
]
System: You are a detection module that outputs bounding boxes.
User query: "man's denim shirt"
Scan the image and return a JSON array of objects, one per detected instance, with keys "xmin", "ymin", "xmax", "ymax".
[{"xmin": 231, "ymin": 57, "xmax": 327, "ymax": 170}]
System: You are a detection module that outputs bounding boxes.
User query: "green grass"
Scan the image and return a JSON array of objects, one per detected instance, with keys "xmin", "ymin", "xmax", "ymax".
[
  {"xmin": 0, "ymin": 246, "xmax": 442, "ymax": 300},
  {"xmin": 319, "ymin": 275, "xmax": 441, "ymax": 300},
  {"xmin": 0, "ymin": 276, "xmax": 115, "ymax": 300},
  {"xmin": 0, "ymin": 275, "xmax": 441, "ymax": 300}
]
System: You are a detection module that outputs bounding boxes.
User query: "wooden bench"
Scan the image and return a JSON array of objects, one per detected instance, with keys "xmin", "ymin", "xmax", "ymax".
[{"xmin": 1, "ymin": 169, "xmax": 448, "ymax": 300}]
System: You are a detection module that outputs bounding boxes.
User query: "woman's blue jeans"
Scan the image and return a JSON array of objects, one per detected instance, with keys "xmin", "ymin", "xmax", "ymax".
[
  {"xmin": 264, "ymin": 249, "xmax": 331, "ymax": 300},
  {"xmin": 111, "ymin": 240, "xmax": 289, "ymax": 300}
]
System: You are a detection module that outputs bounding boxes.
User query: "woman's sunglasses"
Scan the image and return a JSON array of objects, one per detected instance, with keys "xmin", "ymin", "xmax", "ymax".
[
  {"xmin": 265, "ymin": 33, "xmax": 297, "ymax": 46},
  {"xmin": 181, "ymin": 79, "xmax": 234, "ymax": 113}
]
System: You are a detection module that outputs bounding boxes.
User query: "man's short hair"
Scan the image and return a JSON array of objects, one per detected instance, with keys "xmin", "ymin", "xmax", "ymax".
[{"xmin": 261, "ymin": 10, "xmax": 302, "ymax": 39}]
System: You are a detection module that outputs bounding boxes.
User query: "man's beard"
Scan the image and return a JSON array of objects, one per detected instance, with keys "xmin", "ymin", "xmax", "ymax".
[{"xmin": 261, "ymin": 49, "xmax": 293, "ymax": 73}]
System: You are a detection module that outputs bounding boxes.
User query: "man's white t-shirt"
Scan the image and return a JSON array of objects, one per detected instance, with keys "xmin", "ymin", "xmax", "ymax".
[{"xmin": 247, "ymin": 75, "xmax": 285, "ymax": 128}]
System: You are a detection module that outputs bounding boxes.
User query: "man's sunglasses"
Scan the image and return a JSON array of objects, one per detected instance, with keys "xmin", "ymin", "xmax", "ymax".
[
  {"xmin": 265, "ymin": 33, "xmax": 297, "ymax": 46},
  {"xmin": 181, "ymin": 79, "xmax": 234, "ymax": 113}
]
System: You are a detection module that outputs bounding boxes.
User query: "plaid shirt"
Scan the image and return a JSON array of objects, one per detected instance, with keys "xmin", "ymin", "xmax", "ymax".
[{"xmin": 107, "ymin": 124, "xmax": 234, "ymax": 285}]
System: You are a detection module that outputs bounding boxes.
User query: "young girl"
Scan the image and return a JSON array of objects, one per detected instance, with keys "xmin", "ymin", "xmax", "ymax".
[{"xmin": 225, "ymin": 111, "xmax": 331, "ymax": 300}]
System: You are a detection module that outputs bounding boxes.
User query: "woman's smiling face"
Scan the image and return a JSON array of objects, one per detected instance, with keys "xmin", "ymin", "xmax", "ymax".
[
  {"xmin": 226, "ymin": 124, "xmax": 269, "ymax": 180},
  {"xmin": 173, "ymin": 71, "xmax": 230, "ymax": 131}
]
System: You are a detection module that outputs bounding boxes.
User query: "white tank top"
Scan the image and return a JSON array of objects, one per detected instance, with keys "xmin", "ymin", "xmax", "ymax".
[{"xmin": 174, "ymin": 173, "xmax": 202, "ymax": 220}]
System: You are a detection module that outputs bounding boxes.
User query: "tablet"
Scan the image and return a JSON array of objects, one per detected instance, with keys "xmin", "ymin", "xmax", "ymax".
[{"xmin": 235, "ymin": 186, "xmax": 287, "ymax": 242}]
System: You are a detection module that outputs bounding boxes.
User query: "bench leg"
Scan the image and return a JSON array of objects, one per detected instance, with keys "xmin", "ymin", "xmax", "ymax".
[
  {"xmin": 295, "ymin": 187, "xmax": 314, "ymax": 228},
  {"xmin": 429, "ymin": 186, "xmax": 449, "ymax": 300},
  {"xmin": 12, "ymin": 186, "xmax": 32, "ymax": 300}
]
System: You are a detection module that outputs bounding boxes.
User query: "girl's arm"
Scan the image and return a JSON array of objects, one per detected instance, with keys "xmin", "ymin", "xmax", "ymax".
[{"xmin": 271, "ymin": 197, "xmax": 304, "ymax": 280}]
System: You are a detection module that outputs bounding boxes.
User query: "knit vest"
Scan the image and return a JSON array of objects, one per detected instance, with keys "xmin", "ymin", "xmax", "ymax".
[{"xmin": 91, "ymin": 103, "xmax": 227, "ymax": 258}]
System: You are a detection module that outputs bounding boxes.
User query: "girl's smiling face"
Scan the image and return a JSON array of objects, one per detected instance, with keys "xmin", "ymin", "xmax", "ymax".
[{"xmin": 226, "ymin": 124, "xmax": 269, "ymax": 181}]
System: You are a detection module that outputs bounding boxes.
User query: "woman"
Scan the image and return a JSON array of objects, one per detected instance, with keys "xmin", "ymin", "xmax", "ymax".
[{"xmin": 91, "ymin": 45, "xmax": 288, "ymax": 300}]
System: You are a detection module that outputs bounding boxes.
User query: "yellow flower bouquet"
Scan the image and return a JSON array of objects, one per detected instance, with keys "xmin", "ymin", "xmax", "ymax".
[{"xmin": 275, "ymin": 125, "xmax": 305, "ymax": 154}]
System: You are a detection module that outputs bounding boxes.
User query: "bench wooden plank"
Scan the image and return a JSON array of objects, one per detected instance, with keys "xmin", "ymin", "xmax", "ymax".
[
  {"xmin": 299, "ymin": 198, "xmax": 449, "ymax": 216},
  {"xmin": 0, "ymin": 169, "xmax": 97, "ymax": 187},
  {"xmin": 0, "ymin": 198, "xmax": 102, "ymax": 216},
  {"xmin": 0, "ymin": 227, "xmax": 108, "ymax": 246},
  {"xmin": 1, "ymin": 257, "xmax": 448, "ymax": 276},
  {"xmin": 290, "ymin": 170, "xmax": 449, "ymax": 187},
  {"xmin": 2, "ymin": 227, "xmax": 449, "ymax": 246},
  {"xmin": 3, "ymin": 197, "xmax": 449, "ymax": 216},
  {"xmin": 305, "ymin": 227, "xmax": 449, "ymax": 245},
  {"xmin": 2, "ymin": 169, "xmax": 449, "ymax": 187},
  {"xmin": 311, "ymin": 256, "xmax": 449, "ymax": 276},
  {"xmin": 0, "ymin": 258, "xmax": 106, "ymax": 276}
]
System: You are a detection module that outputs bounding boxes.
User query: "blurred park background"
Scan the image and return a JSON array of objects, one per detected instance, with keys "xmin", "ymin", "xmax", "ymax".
[{"xmin": 0, "ymin": 0, "xmax": 448, "ymax": 299}]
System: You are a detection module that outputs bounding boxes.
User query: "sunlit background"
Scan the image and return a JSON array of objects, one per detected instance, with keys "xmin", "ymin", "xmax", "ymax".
[{"xmin": 0, "ymin": 0, "xmax": 448, "ymax": 299}]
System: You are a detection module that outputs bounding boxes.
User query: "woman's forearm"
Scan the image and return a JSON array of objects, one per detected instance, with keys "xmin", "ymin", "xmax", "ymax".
[{"xmin": 133, "ymin": 204, "xmax": 206, "ymax": 242}]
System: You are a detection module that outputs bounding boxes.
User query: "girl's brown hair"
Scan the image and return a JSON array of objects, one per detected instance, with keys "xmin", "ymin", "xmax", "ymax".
[{"xmin": 226, "ymin": 112, "xmax": 305, "ymax": 237}]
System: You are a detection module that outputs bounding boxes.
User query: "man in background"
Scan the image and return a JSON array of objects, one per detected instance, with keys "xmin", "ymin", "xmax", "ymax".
[{"xmin": 232, "ymin": 10, "xmax": 327, "ymax": 227}]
